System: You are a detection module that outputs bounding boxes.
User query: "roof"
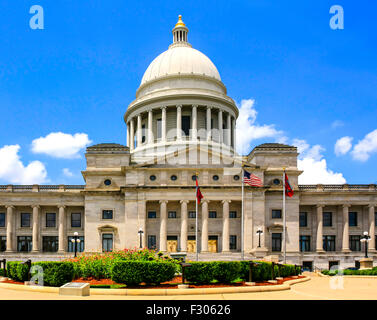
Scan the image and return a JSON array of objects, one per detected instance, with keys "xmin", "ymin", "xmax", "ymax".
[
  {"xmin": 86, "ymin": 143, "xmax": 129, "ymax": 153},
  {"xmin": 255, "ymin": 143, "xmax": 295, "ymax": 149}
]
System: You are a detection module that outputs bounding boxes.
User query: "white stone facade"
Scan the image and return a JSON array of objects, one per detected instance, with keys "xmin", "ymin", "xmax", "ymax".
[{"xmin": 0, "ymin": 16, "xmax": 376, "ymax": 270}]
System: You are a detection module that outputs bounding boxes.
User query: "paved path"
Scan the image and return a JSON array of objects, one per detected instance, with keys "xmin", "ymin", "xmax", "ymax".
[{"xmin": 0, "ymin": 275, "xmax": 376, "ymax": 300}]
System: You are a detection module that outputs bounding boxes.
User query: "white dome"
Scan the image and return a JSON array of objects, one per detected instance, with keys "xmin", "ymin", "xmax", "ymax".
[{"xmin": 140, "ymin": 45, "xmax": 221, "ymax": 86}]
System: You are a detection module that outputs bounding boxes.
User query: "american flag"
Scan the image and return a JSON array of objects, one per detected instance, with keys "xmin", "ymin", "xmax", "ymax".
[{"xmin": 243, "ymin": 170, "xmax": 263, "ymax": 187}]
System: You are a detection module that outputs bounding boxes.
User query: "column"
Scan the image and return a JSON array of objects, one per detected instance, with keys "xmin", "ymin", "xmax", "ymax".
[
  {"xmin": 130, "ymin": 118, "xmax": 135, "ymax": 151},
  {"xmin": 316, "ymin": 205, "xmax": 324, "ymax": 252},
  {"xmin": 32, "ymin": 205, "xmax": 40, "ymax": 252},
  {"xmin": 177, "ymin": 105, "xmax": 182, "ymax": 141},
  {"xmin": 232, "ymin": 117, "xmax": 236, "ymax": 149},
  {"xmin": 201, "ymin": 200, "xmax": 209, "ymax": 252},
  {"xmin": 342, "ymin": 204, "xmax": 351, "ymax": 252},
  {"xmin": 58, "ymin": 205, "xmax": 65, "ymax": 252},
  {"xmin": 226, "ymin": 113, "xmax": 231, "ymax": 146},
  {"xmin": 222, "ymin": 200, "xmax": 231, "ymax": 252},
  {"xmin": 192, "ymin": 105, "xmax": 198, "ymax": 140},
  {"xmin": 148, "ymin": 109, "xmax": 153, "ymax": 144},
  {"xmin": 161, "ymin": 106, "xmax": 167, "ymax": 142},
  {"xmin": 206, "ymin": 106, "xmax": 212, "ymax": 141},
  {"xmin": 5, "ymin": 205, "xmax": 14, "ymax": 252},
  {"xmin": 369, "ymin": 204, "xmax": 376, "ymax": 251},
  {"xmin": 180, "ymin": 200, "xmax": 189, "ymax": 252},
  {"xmin": 126, "ymin": 124, "xmax": 130, "ymax": 147},
  {"xmin": 137, "ymin": 113, "xmax": 142, "ymax": 147},
  {"xmin": 159, "ymin": 200, "xmax": 168, "ymax": 252},
  {"xmin": 218, "ymin": 109, "xmax": 223, "ymax": 144}
]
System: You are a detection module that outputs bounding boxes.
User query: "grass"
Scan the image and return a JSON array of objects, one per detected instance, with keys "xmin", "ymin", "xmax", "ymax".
[{"xmin": 90, "ymin": 284, "xmax": 127, "ymax": 289}]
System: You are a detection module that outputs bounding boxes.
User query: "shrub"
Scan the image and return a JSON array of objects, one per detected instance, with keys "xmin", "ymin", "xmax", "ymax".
[
  {"xmin": 184, "ymin": 262, "xmax": 216, "ymax": 284},
  {"xmin": 32, "ymin": 262, "xmax": 75, "ymax": 287},
  {"xmin": 213, "ymin": 262, "xmax": 242, "ymax": 283},
  {"xmin": 110, "ymin": 261, "xmax": 176, "ymax": 286},
  {"xmin": 6, "ymin": 261, "xmax": 30, "ymax": 282}
]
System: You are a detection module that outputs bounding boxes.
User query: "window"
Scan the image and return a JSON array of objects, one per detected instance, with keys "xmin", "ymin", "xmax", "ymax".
[
  {"xmin": 212, "ymin": 175, "xmax": 219, "ymax": 181},
  {"xmin": 148, "ymin": 211, "xmax": 157, "ymax": 219},
  {"xmin": 150, "ymin": 175, "xmax": 156, "ymax": 181},
  {"xmin": 17, "ymin": 236, "xmax": 32, "ymax": 252},
  {"xmin": 182, "ymin": 116, "xmax": 190, "ymax": 136},
  {"xmin": 148, "ymin": 235, "xmax": 157, "ymax": 250},
  {"xmin": 229, "ymin": 211, "xmax": 237, "ymax": 218},
  {"xmin": 157, "ymin": 118, "xmax": 162, "ymax": 139},
  {"xmin": 233, "ymin": 175, "xmax": 240, "ymax": 181},
  {"xmin": 102, "ymin": 234, "xmax": 113, "ymax": 252},
  {"xmin": 171, "ymin": 175, "xmax": 177, "ymax": 181},
  {"xmin": 102, "ymin": 210, "xmax": 113, "ymax": 220},
  {"xmin": 46, "ymin": 213, "xmax": 56, "ymax": 228},
  {"xmin": 230, "ymin": 235, "xmax": 237, "ymax": 250},
  {"xmin": 323, "ymin": 235, "xmax": 336, "ymax": 251},
  {"xmin": 42, "ymin": 236, "xmax": 58, "ymax": 252},
  {"xmin": 71, "ymin": 213, "xmax": 81, "ymax": 228},
  {"xmin": 300, "ymin": 235, "xmax": 311, "ymax": 252},
  {"xmin": 104, "ymin": 179, "xmax": 112, "ymax": 186},
  {"xmin": 189, "ymin": 211, "xmax": 196, "ymax": 219},
  {"xmin": 209, "ymin": 211, "xmax": 217, "ymax": 218},
  {"xmin": 272, "ymin": 233, "xmax": 282, "ymax": 252},
  {"xmin": 191, "ymin": 175, "xmax": 197, "ymax": 181},
  {"xmin": 168, "ymin": 211, "xmax": 177, "ymax": 219},
  {"xmin": 68, "ymin": 236, "xmax": 85, "ymax": 252},
  {"xmin": 323, "ymin": 212, "xmax": 332, "ymax": 227},
  {"xmin": 0, "ymin": 236, "xmax": 6, "ymax": 252},
  {"xmin": 273, "ymin": 179, "xmax": 281, "ymax": 185},
  {"xmin": 350, "ymin": 235, "xmax": 361, "ymax": 251},
  {"xmin": 349, "ymin": 212, "xmax": 358, "ymax": 227},
  {"xmin": 299, "ymin": 212, "xmax": 308, "ymax": 227},
  {"xmin": 142, "ymin": 124, "xmax": 146, "ymax": 143},
  {"xmin": 0, "ymin": 213, "xmax": 5, "ymax": 227},
  {"xmin": 21, "ymin": 213, "xmax": 31, "ymax": 227},
  {"xmin": 272, "ymin": 210, "xmax": 282, "ymax": 219}
]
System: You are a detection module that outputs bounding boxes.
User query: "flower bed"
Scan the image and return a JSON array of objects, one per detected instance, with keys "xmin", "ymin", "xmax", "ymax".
[{"xmin": 3, "ymin": 248, "xmax": 302, "ymax": 288}]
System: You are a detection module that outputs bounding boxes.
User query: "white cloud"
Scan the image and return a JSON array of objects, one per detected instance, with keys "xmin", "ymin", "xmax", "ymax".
[
  {"xmin": 292, "ymin": 139, "xmax": 346, "ymax": 184},
  {"xmin": 351, "ymin": 129, "xmax": 377, "ymax": 162},
  {"xmin": 331, "ymin": 120, "xmax": 344, "ymax": 129},
  {"xmin": 334, "ymin": 136, "xmax": 353, "ymax": 156},
  {"xmin": 62, "ymin": 168, "xmax": 74, "ymax": 177},
  {"xmin": 31, "ymin": 132, "xmax": 92, "ymax": 159},
  {"xmin": 0, "ymin": 145, "xmax": 48, "ymax": 184},
  {"xmin": 236, "ymin": 99, "xmax": 286, "ymax": 154}
]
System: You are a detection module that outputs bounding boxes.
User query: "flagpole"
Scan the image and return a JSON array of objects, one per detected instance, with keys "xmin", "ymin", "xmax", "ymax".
[
  {"xmin": 241, "ymin": 166, "xmax": 244, "ymax": 261},
  {"xmin": 196, "ymin": 172, "xmax": 199, "ymax": 262},
  {"xmin": 283, "ymin": 167, "xmax": 286, "ymax": 264}
]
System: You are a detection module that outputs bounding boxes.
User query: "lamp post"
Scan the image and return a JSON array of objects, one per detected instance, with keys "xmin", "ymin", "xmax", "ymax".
[
  {"xmin": 360, "ymin": 231, "xmax": 371, "ymax": 258},
  {"xmin": 71, "ymin": 232, "xmax": 80, "ymax": 258},
  {"xmin": 138, "ymin": 228, "xmax": 144, "ymax": 249},
  {"xmin": 256, "ymin": 227, "xmax": 263, "ymax": 248}
]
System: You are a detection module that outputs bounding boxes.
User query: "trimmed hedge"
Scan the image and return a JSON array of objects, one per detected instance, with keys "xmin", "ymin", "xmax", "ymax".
[
  {"xmin": 6, "ymin": 261, "xmax": 75, "ymax": 287},
  {"xmin": 322, "ymin": 267, "xmax": 377, "ymax": 276},
  {"xmin": 111, "ymin": 261, "xmax": 176, "ymax": 285},
  {"xmin": 32, "ymin": 262, "xmax": 75, "ymax": 287},
  {"xmin": 187, "ymin": 261, "xmax": 301, "ymax": 284}
]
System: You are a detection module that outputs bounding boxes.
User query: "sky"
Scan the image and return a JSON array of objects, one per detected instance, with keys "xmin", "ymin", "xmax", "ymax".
[{"xmin": 0, "ymin": 0, "xmax": 376, "ymax": 185}]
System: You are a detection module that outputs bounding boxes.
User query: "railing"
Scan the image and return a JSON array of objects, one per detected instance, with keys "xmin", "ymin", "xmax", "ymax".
[
  {"xmin": 0, "ymin": 185, "xmax": 85, "ymax": 192},
  {"xmin": 299, "ymin": 184, "xmax": 376, "ymax": 191}
]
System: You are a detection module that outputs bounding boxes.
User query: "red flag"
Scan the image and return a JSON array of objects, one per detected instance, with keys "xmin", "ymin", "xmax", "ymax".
[
  {"xmin": 285, "ymin": 173, "xmax": 294, "ymax": 197},
  {"xmin": 196, "ymin": 177, "xmax": 203, "ymax": 204}
]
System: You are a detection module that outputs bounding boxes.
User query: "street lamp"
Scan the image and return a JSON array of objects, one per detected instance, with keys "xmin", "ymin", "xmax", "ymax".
[
  {"xmin": 138, "ymin": 228, "xmax": 144, "ymax": 249},
  {"xmin": 256, "ymin": 227, "xmax": 263, "ymax": 248},
  {"xmin": 360, "ymin": 231, "xmax": 371, "ymax": 258},
  {"xmin": 71, "ymin": 231, "xmax": 81, "ymax": 258}
]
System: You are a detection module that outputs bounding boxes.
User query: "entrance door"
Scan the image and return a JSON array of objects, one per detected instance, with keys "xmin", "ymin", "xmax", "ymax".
[
  {"xmin": 167, "ymin": 236, "xmax": 178, "ymax": 252},
  {"xmin": 302, "ymin": 261, "xmax": 313, "ymax": 272},
  {"xmin": 329, "ymin": 261, "xmax": 339, "ymax": 270},
  {"xmin": 187, "ymin": 235, "xmax": 196, "ymax": 253},
  {"xmin": 208, "ymin": 235, "xmax": 218, "ymax": 253}
]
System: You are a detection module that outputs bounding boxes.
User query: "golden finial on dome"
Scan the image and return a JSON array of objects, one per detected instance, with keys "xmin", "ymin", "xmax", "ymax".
[{"xmin": 175, "ymin": 15, "xmax": 186, "ymax": 28}]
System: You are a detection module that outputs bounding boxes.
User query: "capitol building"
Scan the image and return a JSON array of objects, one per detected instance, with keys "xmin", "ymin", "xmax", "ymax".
[{"xmin": 0, "ymin": 16, "xmax": 376, "ymax": 270}]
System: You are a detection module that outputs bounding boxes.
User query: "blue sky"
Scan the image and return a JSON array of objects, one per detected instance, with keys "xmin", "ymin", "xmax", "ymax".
[{"xmin": 0, "ymin": 0, "xmax": 376, "ymax": 185}]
